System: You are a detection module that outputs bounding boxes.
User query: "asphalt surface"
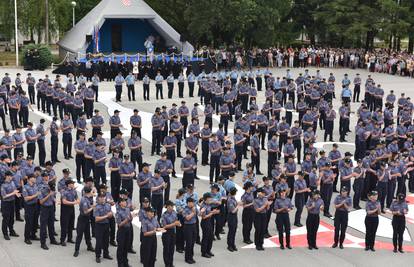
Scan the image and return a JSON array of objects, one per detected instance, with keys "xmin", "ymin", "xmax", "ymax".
[{"xmin": 0, "ymin": 66, "xmax": 414, "ymax": 267}]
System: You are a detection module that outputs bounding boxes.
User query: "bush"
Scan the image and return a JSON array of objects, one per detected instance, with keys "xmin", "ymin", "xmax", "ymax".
[{"xmin": 21, "ymin": 44, "xmax": 53, "ymax": 70}]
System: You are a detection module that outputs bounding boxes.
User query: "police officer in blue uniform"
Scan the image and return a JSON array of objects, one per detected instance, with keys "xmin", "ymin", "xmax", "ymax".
[
  {"xmin": 94, "ymin": 192, "xmax": 113, "ymax": 263},
  {"xmin": 155, "ymin": 152, "xmax": 173, "ymax": 202},
  {"xmin": 306, "ymin": 190, "xmax": 324, "ymax": 250},
  {"xmin": 60, "ymin": 179, "xmax": 78, "ymax": 246},
  {"xmin": 1, "ymin": 171, "xmax": 20, "ymax": 240},
  {"xmin": 161, "ymin": 200, "xmax": 180, "ymax": 267},
  {"xmin": 332, "ymin": 186, "xmax": 352, "ymax": 249},
  {"xmin": 390, "ymin": 193, "xmax": 409, "ymax": 253},
  {"xmin": 138, "ymin": 162, "xmax": 152, "ymax": 204},
  {"xmin": 227, "ymin": 187, "xmax": 239, "ymax": 251},
  {"xmin": 120, "ymin": 154, "xmax": 135, "ymax": 199},
  {"xmin": 22, "ymin": 174, "xmax": 38, "ymax": 244},
  {"xmin": 253, "ymin": 187, "xmax": 271, "ymax": 250},
  {"xmin": 115, "ymin": 197, "xmax": 133, "ymax": 267},
  {"xmin": 365, "ymin": 191, "xmax": 380, "ymax": 251},
  {"xmin": 273, "ymin": 189, "xmax": 293, "ymax": 249},
  {"xmin": 74, "ymin": 186, "xmax": 95, "ymax": 257},
  {"xmin": 294, "ymin": 171, "xmax": 310, "ymax": 227},
  {"xmin": 183, "ymin": 197, "xmax": 198, "ymax": 264}
]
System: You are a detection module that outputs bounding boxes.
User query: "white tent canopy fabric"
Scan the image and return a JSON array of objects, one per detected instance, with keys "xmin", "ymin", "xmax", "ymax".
[{"xmin": 58, "ymin": 0, "xmax": 194, "ymax": 56}]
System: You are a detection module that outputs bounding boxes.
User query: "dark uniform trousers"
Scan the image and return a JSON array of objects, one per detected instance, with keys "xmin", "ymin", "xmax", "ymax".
[
  {"xmin": 364, "ymin": 216, "xmax": 379, "ymax": 249},
  {"xmin": 162, "ymin": 175, "xmax": 171, "ymax": 202},
  {"xmin": 51, "ymin": 135, "xmax": 58, "ymax": 163},
  {"xmin": 188, "ymin": 82, "xmax": 195, "ymax": 97},
  {"xmin": 75, "ymin": 214, "xmax": 92, "ymax": 251},
  {"xmin": 167, "ymin": 83, "xmax": 174, "ymax": 99},
  {"xmin": 121, "ymin": 179, "xmax": 133, "ymax": 200},
  {"xmin": 27, "ymin": 142, "xmax": 36, "ymax": 159},
  {"xmin": 254, "ymin": 212, "xmax": 266, "ymax": 248},
  {"xmin": 76, "ymin": 154, "xmax": 86, "ymax": 182},
  {"xmin": 209, "ymin": 155, "xmax": 220, "ymax": 183},
  {"xmin": 182, "ymin": 172, "xmax": 194, "ymax": 189},
  {"xmin": 1, "ymin": 201, "xmax": 15, "ymax": 235},
  {"xmin": 353, "ymin": 178, "xmax": 363, "ymax": 208},
  {"xmin": 139, "ymin": 188, "xmax": 151, "ymax": 204},
  {"xmin": 387, "ymin": 180, "xmax": 396, "ymax": 208},
  {"xmin": 178, "ymin": 82, "xmax": 184, "ymax": 98},
  {"xmin": 392, "ymin": 215, "xmax": 405, "ymax": 250},
  {"xmin": 201, "ymin": 140, "xmax": 209, "ymax": 165},
  {"xmin": 242, "ymin": 207, "xmax": 254, "ymax": 242},
  {"xmin": 162, "ymin": 229, "xmax": 175, "ymax": 266},
  {"xmin": 63, "ymin": 133, "xmax": 72, "ymax": 158},
  {"xmin": 306, "ymin": 213, "xmax": 319, "ymax": 247},
  {"xmin": 201, "ymin": 218, "xmax": 213, "ymax": 255},
  {"xmin": 111, "ymin": 171, "xmax": 121, "ymax": 202},
  {"xmin": 85, "ymin": 158, "xmax": 94, "ymax": 179},
  {"xmin": 184, "ymin": 223, "xmax": 196, "ymax": 261},
  {"xmin": 334, "ymin": 210, "xmax": 348, "ymax": 245},
  {"xmin": 321, "ymin": 183, "xmax": 333, "ymax": 214},
  {"xmin": 176, "ymin": 214, "xmax": 185, "ymax": 251},
  {"xmin": 324, "ymin": 120, "xmax": 334, "ymax": 141},
  {"xmin": 294, "ymin": 193, "xmax": 305, "ymax": 225},
  {"xmin": 94, "ymin": 166, "xmax": 106, "ymax": 187},
  {"xmin": 166, "ymin": 150, "xmax": 176, "ymax": 176},
  {"xmin": 60, "ymin": 204, "xmax": 75, "ymax": 242},
  {"xmin": 227, "ymin": 213, "xmax": 237, "ymax": 248},
  {"xmin": 377, "ymin": 181, "xmax": 388, "ymax": 211},
  {"xmin": 24, "ymin": 203, "xmax": 37, "ymax": 239},
  {"xmin": 142, "ymin": 235, "xmax": 157, "ymax": 267},
  {"xmin": 151, "ymin": 194, "xmax": 164, "ymax": 220},
  {"xmin": 115, "ymin": 85, "xmax": 122, "ymax": 102},
  {"xmin": 127, "ymin": 84, "xmax": 135, "ymax": 101},
  {"xmin": 131, "ymin": 150, "xmax": 143, "ymax": 173},
  {"xmin": 156, "ymin": 84, "xmax": 163, "ymax": 99},
  {"xmin": 117, "ymin": 225, "xmax": 131, "ymax": 267},
  {"xmin": 151, "ymin": 129, "xmax": 162, "ymax": 155},
  {"xmin": 95, "ymin": 222, "xmax": 110, "ymax": 258},
  {"xmin": 40, "ymin": 205, "xmax": 56, "ymax": 245},
  {"xmin": 276, "ymin": 212, "xmax": 291, "ymax": 246},
  {"xmin": 143, "ymin": 84, "xmax": 150, "ymax": 100}
]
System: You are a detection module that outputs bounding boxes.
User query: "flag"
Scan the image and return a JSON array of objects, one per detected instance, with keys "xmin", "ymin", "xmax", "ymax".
[
  {"xmin": 121, "ymin": 0, "xmax": 131, "ymax": 6},
  {"xmin": 93, "ymin": 25, "xmax": 100, "ymax": 53}
]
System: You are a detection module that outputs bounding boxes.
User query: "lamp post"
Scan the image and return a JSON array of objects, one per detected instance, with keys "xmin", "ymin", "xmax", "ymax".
[
  {"xmin": 71, "ymin": 1, "xmax": 76, "ymax": 27},
  {"xmin": 14, "ymin": 0, "xmax": 18, "ymax": 66}
]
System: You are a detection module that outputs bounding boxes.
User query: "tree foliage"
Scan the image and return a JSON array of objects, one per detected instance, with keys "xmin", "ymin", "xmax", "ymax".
[{"xmin": 1, "ymin": 0, "xmax": 414, "ymax": 50}]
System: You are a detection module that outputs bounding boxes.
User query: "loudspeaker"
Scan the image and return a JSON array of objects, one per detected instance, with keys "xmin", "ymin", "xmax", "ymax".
[{"xmin": 86, "ymin": 35, "xmax": 92, "ymax": 43}]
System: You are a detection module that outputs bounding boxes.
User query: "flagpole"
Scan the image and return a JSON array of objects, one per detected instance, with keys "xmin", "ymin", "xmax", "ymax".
[{"xmin": 14, "ymin": 0, "xmax": 19, "ymax": 66}]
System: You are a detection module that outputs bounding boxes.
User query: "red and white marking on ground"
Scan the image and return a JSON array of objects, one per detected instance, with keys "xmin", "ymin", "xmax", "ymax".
[{"xmin": 242, "ymin": 221, "xmax": 414, "ymax": 251}]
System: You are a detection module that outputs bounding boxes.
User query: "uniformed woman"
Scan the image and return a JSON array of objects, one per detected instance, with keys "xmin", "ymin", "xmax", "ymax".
[
  {"xmin": 200, "ymin": 192, "xmax": 219, "ymax": 258},
  {"xmin": 273, "ymin": 189, "xmax": 293, "ymax": 249},
  {"xmin": 138, "ymin": 197, "xmax": 151, "ymax": 263},
  {"xmin": 141, "ymin": 207, "xmax": 165, "ymax": 267},
  {"xmin": 332, "ymin": 186, "xmax": 352, "ymax": 249},
  {"xmin": 161, "ymin": 200, "xmax": 180, "ymax": 267},
  {"xmin": 174, "ymin": 188, "xmax": 186, "ymax": 253},
  {"xmin": 294, "ymin": 171, "xmax": 310, "ymax": 227},
  {"xmin": 390, "ymin": 193, "xmax": 408, "ymax": 253},
  {"xmin": 365, "ymin": 191, "xmax": 380, "ymax": 251},
  {"xmin": 253, "ymin": 187, "xmax": 271, "ymax": 250},
  {"xmin": 115, "ymin": 197, "xmax": 132, "ymax": 267},
  {"xmin": 241, "ymin": 181, "xmax": 254, "ymax": 244},
  {"xmin": 226, "ymin": 187, "xmax": 238, "ymax": 251},
  {"xmin": 305, "ymin": 190, "xmax": 324, "ymax": 250}
]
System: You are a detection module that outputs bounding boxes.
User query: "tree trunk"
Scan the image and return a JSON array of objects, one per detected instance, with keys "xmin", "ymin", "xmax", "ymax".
[
  {"xmin": 396, "ymin": 37, "xmax": 401, "ymax": 51},
  {"xmin": 408, "ymin": 32, "xmax": 414, "ymax": 53},
  {"xmin": 45, "ymin": 0, "xmax": 49, "ymax": 44}
]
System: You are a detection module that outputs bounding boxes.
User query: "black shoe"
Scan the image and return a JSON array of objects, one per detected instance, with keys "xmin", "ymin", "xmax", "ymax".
[
  {"xmin": 31, "ymin": 235, "xmax": 40, "ymax": 241},
  {"xmin": 103, "ymin": 255, "xmax": 113, "ymax": 260},
  {"xmin": 24, "ymin": 239, "xmax": 32, "ymax": 245},
  {"xmin": 195, "ymin": 176, "xmax": 200, "ymax": 180},
  {"xmin": 324, "ymin": 213, "xmax": 333, "ymax": 218},
  {"xmin": 220, "ymin": 230, "xmax": 225, "ymax": 234},
  {"xmin": 393, "ymin": 248, "xmax": 398, "ymax": 253},
  {"xmin": 227, "ymin": 246, "xmax": 234, "ymax": 252},
  {"xmin": 244, "ymin": 240, "xmax": 253, "ymax": 244},
  {"xmin": 294, "ymin": 223, "xmax": 301, "ymax": 227},
  {"xmin": 73, "ymin": 250, "xmax": 79, "ymax": 257},
  {"xmin": 61, "ymin": 241, "xmax": 67, "ymax": 246},
  {"xmin": 264, "ymin": 233, "xmax": 271, "ymax": 238},
  {"xmin": 67, "ymin": 239, "xmax": 75, "ymax": 244},
  {"xmin": 176, "ymin": 249, "xmax": 184, "ymax": 253},
  {"xmin": 201, "ymin": 253, "xmax": 211, "ymax": 258},
  {"xmin": 313, "ymin": 246, "xmax": 319, "ymax": 250},
  {"xmin": 128, "ymin": 249, "xmax": 136, "ymax": 254},
  {"xmin": 215, "ymin": 234, "xmax": 221, "ymax": 240},
  {"xmin": 195, "ymin": 240, "xmax": 201, "ymax": 245},
  {"xmin": 365, "ymin": 247, "xmax": 370, "ymax": 251},
  {"xmin": 231, "ymin": 247, "xmax": 237, "ymax": 252},
  {"xmin": 10, "ymin": 231, "xmax": 19, "ymax": 237},
  {"xmin": 399, "ymin": 249, "xmax": 404, "ymax": 253},
  {"xmin": 332, "ymin": 243, "xmax": 338, "ymax": 248},
  {"xmin": 3, "ymin": 234, "xmax": 10, "ymax": 240},
  {"xmin": 172, "ymin": 175, "xmax": 177, "ymax": 178},
  {"xmin": 339, "ymin": 244, "xmax": 344, "ymax": 249},
  {"xmin": 96, "ymin": 257, "xmax": 101, "ymax": 263},
  {"xmin": 280, "ymin": 245, "xmax": 285, "ymax": 250},
  {"xmin": 16, "ymin": 218, "xmax": 24, "ymax": 222},
  {"xmin": 87, "ymin": 246, "xmax": 95, "ymax": 252},
  {"xmin": 286, "ymin": 245, "xmax": 292, "ymax": 249},
  {"xmin": 185, "ymin": 260, "xmax": 193, "ymax": 264},
  {"xmin": 55, "ymin": 160, "xmax": 61, "ymax": 163},
  {"xmin": 308, "ymin": 246, "xmax": 313, "ymax": 250},
  {"xmin": 110, "ymin": 240, "xmax": 117, "ymax": 247},
  {"xmin": 41, "ymin": 244, "xmax": 49, "ymax": 250},
  {"xmin": 256, "ymin": 171, "xmax": 263, "ymax": 175},
  {"xmin": 256, "ymin": 246, "xmax": 264, "ymax": 251},
  {"xmin": 50, "ymin": 240, "xmax": 60, "ymax": 245},
  {"xmin": 354, "ymin": 206, "xmax": 362, "ymax": 210},
  {"xmin": 370, "ymin": 247, "xmax": 375, "ymax": 252}
]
